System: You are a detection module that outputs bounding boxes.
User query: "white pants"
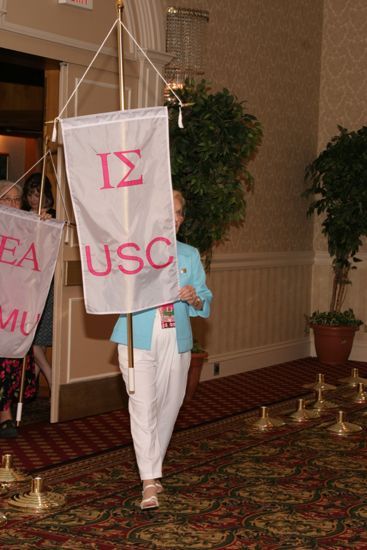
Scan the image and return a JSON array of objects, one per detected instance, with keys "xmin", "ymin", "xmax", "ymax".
[{"xmin": 118, "ymin": 312, "xmax": 190, "ymax": 480}]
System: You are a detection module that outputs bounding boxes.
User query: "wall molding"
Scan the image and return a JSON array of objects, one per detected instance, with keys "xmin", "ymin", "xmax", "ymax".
[
  {"xmin": 314, "ymin": 250, "xmax": 367, "ymax": 266},
  {"xmin": 211, "ymin": 250, "xmax": 314, "ymax": 271},
  {"xmin": 201, "ymin": 337, "xmax": 311, "ymax": 381}
]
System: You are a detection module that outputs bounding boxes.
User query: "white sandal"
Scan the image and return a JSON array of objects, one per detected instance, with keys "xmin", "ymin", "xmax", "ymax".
[
  {"xmin": 140, "ymin": 483, "xmax": 159, "ymax": 510},
  {"xmin": 155, "ymin": 480, "xmax": 164, "ymax": 493}
]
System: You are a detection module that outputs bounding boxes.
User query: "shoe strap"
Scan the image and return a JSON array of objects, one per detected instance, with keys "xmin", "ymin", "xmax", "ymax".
[{"xmin": 143, "ymin": 483, "xmax": 157, "ymax": 492}]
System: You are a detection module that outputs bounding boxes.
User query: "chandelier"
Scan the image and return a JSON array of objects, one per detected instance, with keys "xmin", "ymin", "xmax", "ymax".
[{"xmin": 165, "ymin": 6, "xmax": 209, "ymax": 101}]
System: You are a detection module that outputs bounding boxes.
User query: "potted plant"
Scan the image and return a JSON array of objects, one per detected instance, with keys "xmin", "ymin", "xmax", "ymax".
[
  {"xmin": 167, "ymin": 79, "xmax": 263, "ymax": 270},
  {"xmin": 167, "ymin": 79, "xmax": 263, "ymax": 395},
  {"xmin": 303, "ymin": 125, "xmax": 367, "ymax": 364}
]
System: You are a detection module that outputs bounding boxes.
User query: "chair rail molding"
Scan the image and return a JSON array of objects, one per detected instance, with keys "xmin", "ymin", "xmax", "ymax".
[{"xmin": 211, "ymin": 250, "xmax": 314, "ymax": 271}]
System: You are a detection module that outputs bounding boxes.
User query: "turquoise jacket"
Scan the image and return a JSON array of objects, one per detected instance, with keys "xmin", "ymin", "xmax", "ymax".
[{"xmin": 111, "ymin": 241, "xmax": 212, "ymax": 352}]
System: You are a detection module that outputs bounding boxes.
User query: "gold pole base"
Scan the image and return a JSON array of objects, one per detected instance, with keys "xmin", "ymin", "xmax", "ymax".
[
  {"xmin": 339, "ymin": 368, "xmax": 367, "ymax": 388},
  {"xmin": 311, "ymin": 388, "xmax": 338, "ymax": 411},
  {"xmin": 251, "ymin": 406, "xmax": 285, "ymax": 431},
  {"xmin": 350, "ymin": 382, "xmax": 367, "ymax": 403},
  {"xmin": 8, "ymin": 476, "xmax": 65, "ymax": 512},
  {"xmin": 327, "ymin": 410, "xmax": 363, "ymax": 435},
  {"xmin": 288, "ymin": 398, "xmax": 320, "ymax": 422},
  {"xmin": 303, "ymin": 373, "xmax": 336, "ymax": 391},
  {"xmin": 0, "ymin": 454, "xmax": 30, "ymax": 484}
]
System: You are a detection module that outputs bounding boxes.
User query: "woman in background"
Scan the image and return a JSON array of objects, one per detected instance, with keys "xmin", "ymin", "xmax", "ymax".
[
  {"xmin": 22, "ymin": 172, "xmax": 55, "ymax": 390},
  {"xmin": 111, "ymin": 190, "xmax": 212, "ymax": 510}
]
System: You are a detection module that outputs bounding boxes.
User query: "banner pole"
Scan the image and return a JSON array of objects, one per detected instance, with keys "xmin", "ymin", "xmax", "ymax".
[
  {"xmin": 16, "ymin": 356, "xmax": 27, "ymax": 426},
  {"xmin": 17, "ymin": 129, "xmax": 50, "ymax": 425},
  {"xmin": 38, "ymin": 131, "xmax": 49, "ymax": 216},
  {"xmin": 116, "ymin": 0, "xmax": 135, "ymax": 393}
]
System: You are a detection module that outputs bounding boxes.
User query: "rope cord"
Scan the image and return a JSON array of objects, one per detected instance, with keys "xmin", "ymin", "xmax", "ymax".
[
  {"xmin": 50, "ymin": 19, "xmax": 119, "ymax": 141},
  {"xmin": 48, "ymin": 16, "xmax": 185, "ymax": 140},
  {"xmin": 0, "ymin": 150, "xmax": 73, "ymax": 226}
]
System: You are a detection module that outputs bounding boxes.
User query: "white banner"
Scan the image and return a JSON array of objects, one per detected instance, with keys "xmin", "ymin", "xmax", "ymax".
[
  {"xmin": 60, "ymin": 107, "xmax": 179, "ymax": 314},
  {"xmin": 0, "ymin": 206, "xmax": 64, "ymax": 358}
]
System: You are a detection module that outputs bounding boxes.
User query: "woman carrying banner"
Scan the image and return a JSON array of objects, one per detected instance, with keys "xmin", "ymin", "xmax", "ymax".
[
  {"xmin": 111, "ymin": 190, "xmax": 212, "ymax": 510},
  {"xmin": 0, "ymin": 179, "xmax": 53, "ymax": 438},
  {"xmin": 22, "ymin": 173, "xmax": 55, "ymax": 390},
  {"xmin": 0, "ymin": 180, "xmax": 38, "ymax": 438}
]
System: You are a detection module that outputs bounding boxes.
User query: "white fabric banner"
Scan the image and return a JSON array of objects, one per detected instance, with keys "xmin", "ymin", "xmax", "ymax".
[
  {"xmin": 0, "ymin": 206, "xmax": 64, "ymax": 358},
  {"xmin": 60, "ymin": 107, "xmax": 179, "ymax": 314}
]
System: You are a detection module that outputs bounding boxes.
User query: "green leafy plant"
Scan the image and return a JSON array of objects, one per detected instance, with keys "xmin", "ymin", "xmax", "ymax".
[
  {"xmin": 308, "ymin": 309, "xmax": 363, "ymax": 327},
  {"xmin": 191, "ymin": 338, "xmax": 207, "ymax": 354},
  {"xmin": 167, "ymin": 79, "xmax": 263, "ymax": 270},
  {"xmin": 303, "ymin": 125, "xmax": 367, "ymax": 322}
]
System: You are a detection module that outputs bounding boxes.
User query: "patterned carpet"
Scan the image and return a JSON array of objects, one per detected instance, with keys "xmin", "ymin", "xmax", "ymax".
[
  {"xmin": 2, "ymin": 357, "xmax": 367, "ymax": 472},
  {"xmin": 1, "ymin": 378, "xmax": 367, "ymax": 549}
]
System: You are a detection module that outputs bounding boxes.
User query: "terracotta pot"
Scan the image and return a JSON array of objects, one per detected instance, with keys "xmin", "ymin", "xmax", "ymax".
[
  {"xmin": 311, "ymin": 324, "xmax": 358, "ymax": 365},
  {"xmin": 184, "ymin": 351, "xmax": 208, "ymax": 402}
]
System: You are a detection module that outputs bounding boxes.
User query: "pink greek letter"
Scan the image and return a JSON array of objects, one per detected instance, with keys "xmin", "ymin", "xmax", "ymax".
[{"xmin": 146, "ymin": 237, "xmax": 174, "ymax": 269}]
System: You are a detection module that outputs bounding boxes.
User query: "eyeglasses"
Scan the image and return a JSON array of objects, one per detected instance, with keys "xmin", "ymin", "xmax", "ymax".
[{"xmin": 0, "ymin": 197, "xmax": 22, "ymax": 205}]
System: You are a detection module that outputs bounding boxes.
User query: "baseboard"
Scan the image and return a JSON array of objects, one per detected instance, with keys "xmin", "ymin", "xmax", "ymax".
[
  {"xmin": 58, "ymin": 374, "xmax": 128, "ymax": 422},
  {"xmin": 350, "ymin": 341, "xmax": 367, "ymax": 362},
  {"xmin": 201, "ymin": 338, "xmax": 311, "ymax": 381}
]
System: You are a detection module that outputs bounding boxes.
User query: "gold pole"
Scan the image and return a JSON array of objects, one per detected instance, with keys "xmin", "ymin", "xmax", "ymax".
[
  {"xmin": 116, "ymin": 0, "xmax": 125, "ymax": 111},
  {"xmin": 116, "ymin": 0, "xmax": 134, "ymax": 393},
  {"xmin": 17, "ymin": 128, "xmax": 50, "ymax": 425},
  {"xmin": 38, "ymin": 132, "xmax": 49, "ymax": 216}
]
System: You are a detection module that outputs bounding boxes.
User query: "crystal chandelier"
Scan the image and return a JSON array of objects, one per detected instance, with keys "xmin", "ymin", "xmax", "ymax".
[{"xmin": 165, "ymin": 6, "xmax": 209, "ymax": 101}]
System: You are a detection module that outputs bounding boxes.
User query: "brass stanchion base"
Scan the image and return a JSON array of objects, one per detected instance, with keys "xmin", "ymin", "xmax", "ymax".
[
  {"xmin": 251, "ymin": 406, "xmax": 285, "ymax": 431},
  {"xmin": 0, "ymin": 512, "xmax": 6, "ymax": 527},
  {"xmin": 311, "ymin": 388, "xmax": 338, "ymax": 411},
  {"xmin": 0, "ymin": 454, "xmax": 30, "ymax": 484},
  {"xmin": 350, "ymin": 383, "xmax": 367, "ymax": 404},
  {"xmin": 339, "ymin": 368, "xmax": 367, "ymax": 388},
  {"xmin": 8, "ymin": 477, "xmax": 65, "ymax": 512},
  {"xmin": 303, "ymin": 373, "xmax": 336, "ymax": 391},
  {"xmin": 327, "ymin": 410, "xmax": 363, "ymax": 435},
  {"xmin": 288, "ymin": 398, "xmax": 320, "ymax": 422}
]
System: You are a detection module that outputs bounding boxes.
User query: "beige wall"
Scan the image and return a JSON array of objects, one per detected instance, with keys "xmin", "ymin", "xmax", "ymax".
[
  {"xmin": 165, "ymin": 0, "xmax": 323, "ymax": 377},
  {"xmin": 163, "ymin": 0, "xmax": 367, "ymax": 375},
  {"xmin": 312, "ymin": 0, "xmax": 367, "ymax": 359},
  {"xmin": 1, "ymin": 1, "xmax": 366, "ymax": 404}
]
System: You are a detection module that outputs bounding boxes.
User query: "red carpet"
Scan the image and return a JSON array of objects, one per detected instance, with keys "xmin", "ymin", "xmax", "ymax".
[
  {"xmin": 1, "ymin": 357, "xmax": 366, "ymax": 472},
  {"xmin": 2, "ymin": 387, "xmax": 367, "ymax": 549}
]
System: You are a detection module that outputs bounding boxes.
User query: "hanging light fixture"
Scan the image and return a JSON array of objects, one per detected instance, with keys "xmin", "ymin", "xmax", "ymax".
[{"xmin": 164, "ymin": 6, "xmax": 209, "ymax": 101}]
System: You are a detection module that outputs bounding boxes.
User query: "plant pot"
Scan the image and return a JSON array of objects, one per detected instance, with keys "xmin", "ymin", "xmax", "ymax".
[
  {"xmin": 311, "ymin": 324, "xmax": 358, "ymax": 365},
  {"xmin": 184, "ymin": 351, "xmax": 208, "ymax": 402}
]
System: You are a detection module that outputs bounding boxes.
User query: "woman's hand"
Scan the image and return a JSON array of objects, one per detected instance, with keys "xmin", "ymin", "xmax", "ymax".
[
  {"xmin": 39, "ymin": 209, "xmax": 52, "ymax": 221},
  {"xmin": 179, "ymin": 285, "xmax": 202, "ymax": 309}
]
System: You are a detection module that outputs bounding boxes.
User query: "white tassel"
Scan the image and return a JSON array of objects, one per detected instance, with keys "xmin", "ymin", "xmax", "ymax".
[
  {"xmin": 51, "ymin": 118, "xmax": 59, "ymax": 143},
  {"xmin": 178, "ymin": 106, "xmax": 184, "ymax": 129}
]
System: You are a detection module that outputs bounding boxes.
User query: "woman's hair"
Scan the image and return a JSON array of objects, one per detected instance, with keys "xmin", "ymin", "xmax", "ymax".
[
  {"xmin": 22, "ymin": 172, "xmax": 54, "ymax": 211},
  {"xmin": 0, "ymin": 180, "xmax": 22, "ymax": 198},
  {"xmin": 173, "ymin": 189, "xmax": 185, "ymax": 208}
]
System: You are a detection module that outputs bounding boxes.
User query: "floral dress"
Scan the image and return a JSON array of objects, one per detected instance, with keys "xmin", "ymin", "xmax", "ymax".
[{"xmin": 0, "ymin": 353, "xmax": 37, "ymax": 412}]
